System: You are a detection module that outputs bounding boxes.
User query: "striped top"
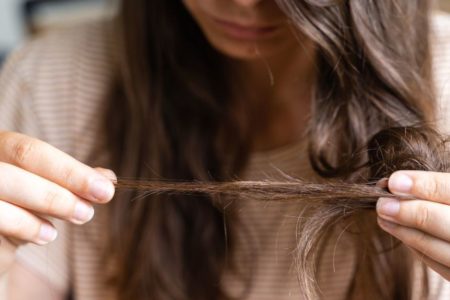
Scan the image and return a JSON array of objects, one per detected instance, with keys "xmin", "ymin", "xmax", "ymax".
[{"xmin": 1, "ymin": 13, "xmax": 450, "ymax": 300}]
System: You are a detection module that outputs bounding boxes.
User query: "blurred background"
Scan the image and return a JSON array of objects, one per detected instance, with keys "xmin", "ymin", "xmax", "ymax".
[
  {"xmin": 0, "ymin": 0, "xmax": 449, "ymax": 65},
  {"xmin": 0, "ymin": 0, "xmax": 116, "ymax": 64}
]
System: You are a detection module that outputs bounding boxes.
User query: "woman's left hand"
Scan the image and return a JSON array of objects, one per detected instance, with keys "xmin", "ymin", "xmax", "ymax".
[{"xmin": 376, "ymin": 171, "xmax": 450, "ymax": 280}]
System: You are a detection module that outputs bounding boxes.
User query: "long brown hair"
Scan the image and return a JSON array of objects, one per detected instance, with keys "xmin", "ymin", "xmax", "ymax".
[{"xmin": 105, "ymin": 0, "xmax": 435, "ymax": 299}]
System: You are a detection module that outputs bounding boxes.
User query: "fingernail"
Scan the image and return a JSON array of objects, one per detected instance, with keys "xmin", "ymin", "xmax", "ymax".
[
  {"xmin": 96, "ymin": 168, "xmax": 117, "ymax": 182},
  {"xmin": 389, "ymin": 173, "xmax": 413, "ymax": 194},
  {"xmin": 376, "ymin": 177, "xmax": 389, "ymax": 188},
  {"xmin": 72, "ymin": 202, "xmax": 95, "ymax": 224},
  {"xmin": 377, "ymin": 197, "xmax": 400, "ymax": 217},
  {"xmin": 89, "ymin": 177, "xmax": 115, "ymax": 202},
  {"xmin": 378, "ymin": 218, "xmax": 398, "ymax": 230},
  {"xmin": 37, "ymin": 224, "xmax": 58, "ymax": 245}
]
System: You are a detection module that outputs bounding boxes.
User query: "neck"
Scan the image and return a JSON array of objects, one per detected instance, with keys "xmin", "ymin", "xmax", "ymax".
[{"xmin": 228, "ymin": 40, "xmax": 317, "ymax": 152}]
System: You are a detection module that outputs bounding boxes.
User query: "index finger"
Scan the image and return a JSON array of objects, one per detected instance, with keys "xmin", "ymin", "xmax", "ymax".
[
  {"xmin": 388, "ymin": 170, "xmax": 450, "ymax": 205},
  {"xmin": 0, "ymin": 132, "xmax": 115, "ymax": 203}
]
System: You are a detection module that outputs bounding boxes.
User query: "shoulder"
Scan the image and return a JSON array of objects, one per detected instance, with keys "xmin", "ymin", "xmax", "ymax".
[
  {"xmin": 430, "ymin": 11, "xmax": 450, "ymax": 39},
  {"xmin": 430, "ymin": 12, "xmax": 450, "ymax": 85},
  {"xmin": 430, "ymin": 12, "xmax": 450, "ymax": 134},
  {"xmin": 10, "ymin": 19, "xmax": 116, "ymax": 83},
  {"xmin": 0, "ymin": 19, "xmax": 116, "ymax": 158}
]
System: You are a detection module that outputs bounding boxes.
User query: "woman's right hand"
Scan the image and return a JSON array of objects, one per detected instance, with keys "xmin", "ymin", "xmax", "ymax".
[{"xmin": 0, "ymin": 131, "xmax": 115, "ymax": 274}]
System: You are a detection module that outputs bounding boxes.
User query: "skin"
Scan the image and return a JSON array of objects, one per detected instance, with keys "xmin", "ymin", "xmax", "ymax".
[
  {"xmin": 376, "ymin": 171, "xmax": 450, "ymax": 280},
  {"xmin": 3, "ymin": 0, "xmax": 449, "ymax": 298},
  {"xmin": 183, "ymin": 0, "xmax": 316, "ymax": 150},
  {"xmin": 0, "ymin": 133, "xmax": 116, "ymax": 299}
]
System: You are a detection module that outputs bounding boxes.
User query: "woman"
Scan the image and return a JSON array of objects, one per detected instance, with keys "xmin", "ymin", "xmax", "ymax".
[{"xmin": 0, "ymin": 0, "xmax": 450, "ymax": 299}]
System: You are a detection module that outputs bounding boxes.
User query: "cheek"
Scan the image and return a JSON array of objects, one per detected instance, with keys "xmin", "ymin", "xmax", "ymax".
[
  {"xmin": 181, "ymin": 0, "xmax": 197, "ymax": 11},
  {"xmin": 182, "ymin": 0, "xmax": 218, "ymax": 19}
]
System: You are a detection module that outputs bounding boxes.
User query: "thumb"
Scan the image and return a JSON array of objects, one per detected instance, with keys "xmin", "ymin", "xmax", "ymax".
[{"xmin": 376, "ymin": 177, "xmax": 389, "ymax": 189}]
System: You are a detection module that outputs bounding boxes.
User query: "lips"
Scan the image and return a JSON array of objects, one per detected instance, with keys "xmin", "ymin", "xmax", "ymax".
[{"xmin": 212, "ymin": 17, "xmax": 279, "ymax": 40}]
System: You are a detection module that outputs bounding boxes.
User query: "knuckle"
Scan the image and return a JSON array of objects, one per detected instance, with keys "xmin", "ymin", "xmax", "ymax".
[
  {"xmin": 416, "ymin": 174, "xmax": 450, "ymax": 201},
  {"xmin": 417, "ymin": 177, "xmax": 439, "ymax": 199},
  {"xmin": 409, "ymin": 231, "xmax": 428, "ymax": 250},
  {"xmin": 436, "ymin": 179, "xmax": 450, "ymax": 200},
  {"xmin": 414, "ymin": 203, "xmax": 430, "ymax": 228},
  {"xmin": 42, "ymin": 189, "xmax": 74, "ymax": 219},
  {"xmin": 10, "ymin": 137, "xmax": 36, "ymax": 165},
  {"xmin": 60, "ymin": 166, "xmax": 77, "ymax": 186},
  {"xmin": 42, "ymin": 190, "xmax": 63, "ymax": 215}
]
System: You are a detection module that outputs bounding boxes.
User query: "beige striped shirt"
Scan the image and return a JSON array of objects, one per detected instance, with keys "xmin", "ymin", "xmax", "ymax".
[{"xmin": 1, "ymin": 13, "xmax": 450, "ymax": 300}]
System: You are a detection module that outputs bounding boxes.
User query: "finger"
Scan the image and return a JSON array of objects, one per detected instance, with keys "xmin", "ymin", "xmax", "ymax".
[
  {"xmin": 376, "ymin": 178, "xmax": 388, "ymax": 188},
  {"xmin": 377, "ymin": 197, "xmax": 450, "ymax": 242},
  {"xmin": 0, "ymin": 162, "xmax": 94, "ymax": 224},
  {"xmin": 94, "ymin": 167, "xmax": 117, "ymax": 183},
  {"xmin": 0, "ymin": 132, "xmax": 115, "ymax": 203},
  {"xmin": 388, "ymin": 170, "xmax": 450, "ymax": 204},
  {"xmin": 410, "ymin": 248, "xmax": 450, "ymax": 280},
  {"xmin": 0, "ymin": 200, "xmax": 58, "ymax": 245},
  {"xmin": 378, "ymin": 218, "xmax": 450, "ymax": 268}
]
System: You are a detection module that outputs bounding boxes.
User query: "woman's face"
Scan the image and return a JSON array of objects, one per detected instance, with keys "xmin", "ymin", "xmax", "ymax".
[{"xmin": 183, "ymin": 0, "xmax": 299, "ymax": 60}]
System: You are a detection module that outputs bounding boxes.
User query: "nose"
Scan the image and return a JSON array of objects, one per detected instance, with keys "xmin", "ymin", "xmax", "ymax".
[{"xmin": 232, "ymin": 0, "xmax": 263, "ymax": 8}]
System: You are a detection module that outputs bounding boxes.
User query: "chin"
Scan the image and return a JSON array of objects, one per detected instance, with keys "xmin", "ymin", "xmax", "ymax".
[{"xmin": 206, "ymin": 36, "xmax": 286, "ymax": 61}]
